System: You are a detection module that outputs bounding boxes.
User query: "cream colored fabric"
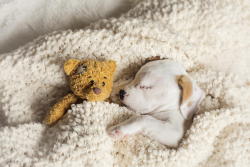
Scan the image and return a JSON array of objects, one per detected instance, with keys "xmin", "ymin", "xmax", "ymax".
[{"xmin": 0, "ymin": 0, "xmax": 250, "ymax": 166}]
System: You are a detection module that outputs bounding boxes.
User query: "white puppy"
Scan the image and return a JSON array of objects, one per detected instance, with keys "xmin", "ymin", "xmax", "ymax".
[{"xmin": 108, "ymin": 59, "xmax": 205, "ymax": 147}]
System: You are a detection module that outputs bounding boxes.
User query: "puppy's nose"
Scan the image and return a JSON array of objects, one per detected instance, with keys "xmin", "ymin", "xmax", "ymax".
[
  {"xmin": 119, "ymin": 89, "xmax": 126, "ymax": 100},
  {"xmin": 93, "ymin": 87, "xmax": 101, "ymax": 94}
]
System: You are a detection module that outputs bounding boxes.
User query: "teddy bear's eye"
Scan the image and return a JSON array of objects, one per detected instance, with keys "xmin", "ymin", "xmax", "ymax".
[
  {"xmin": 102, "ymin": 82, "xmax": 105, "ymax": 86},
  {"xmin": 90, "ymin": 80, "xmax": 95, "ymax": 85},
  {"xmin": 75, "ymin": 65, "xmax": 87, "ymax": 74}
]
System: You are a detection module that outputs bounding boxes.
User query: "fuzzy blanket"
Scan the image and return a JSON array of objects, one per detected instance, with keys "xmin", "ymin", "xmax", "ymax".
[
  {"xmin": 1, "ymin": 0, "xmax": 250, "ymax": 166},
  {"xmin": 0, "ymin": 0, "xmax": 132, "ymax": 54}
]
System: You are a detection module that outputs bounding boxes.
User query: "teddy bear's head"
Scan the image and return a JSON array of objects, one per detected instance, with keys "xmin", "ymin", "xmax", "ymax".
[{"xmin": 64, "ymin": 59, "xmax": 116, "ymax": 101}]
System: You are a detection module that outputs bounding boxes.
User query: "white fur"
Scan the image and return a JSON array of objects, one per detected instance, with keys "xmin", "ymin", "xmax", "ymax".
[
  {"xmin": 108, "ymin": 60, "xmax": 205, "ymax": 147},
  {"xmin": 0, "ymin": 0, "xmax": 130, "ymax": 54}
]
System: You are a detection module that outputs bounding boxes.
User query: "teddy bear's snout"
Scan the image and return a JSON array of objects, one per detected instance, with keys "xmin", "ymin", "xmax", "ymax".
[{"xmin": 93, "ymin": 87, "xmax": 101, "ymax": 94}]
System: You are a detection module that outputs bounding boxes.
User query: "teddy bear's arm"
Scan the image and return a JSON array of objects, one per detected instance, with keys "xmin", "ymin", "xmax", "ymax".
[{"xmin": 43, "ymin": 93, "xmax": 78, "ymax": 125}]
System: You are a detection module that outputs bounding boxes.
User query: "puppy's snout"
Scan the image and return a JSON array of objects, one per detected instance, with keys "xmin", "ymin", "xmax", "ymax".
[
  {"xmin": 119, "ymin": 89, "xmax": 126, "ymax": 100},
  {"xmin": 93, "ymin": 87, "xmax": 101, "ymax": 94}
]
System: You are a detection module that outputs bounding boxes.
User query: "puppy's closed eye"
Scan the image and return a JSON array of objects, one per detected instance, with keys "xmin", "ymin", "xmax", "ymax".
[
  {"xmin": 139, "ymin": 85, "xmax": 153, "ymax": 89},
  {"xmin": 135, "ymin": 82, "xmax": 153, "ymax": 89}
]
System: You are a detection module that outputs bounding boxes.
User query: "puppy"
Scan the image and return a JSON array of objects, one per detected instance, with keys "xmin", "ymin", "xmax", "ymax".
[{"xmin": 107, "ymin": 59, "xmax": 205, "ymax": 147}]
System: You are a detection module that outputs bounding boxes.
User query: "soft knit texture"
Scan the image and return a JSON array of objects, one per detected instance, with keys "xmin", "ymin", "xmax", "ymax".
[
  {"xmin": 0, "ymin": 0, "xmax": 133, "ymax": 54},
  {"xmin": 0, "ymin": 0, "xmax": 250, "ymax": 166}
]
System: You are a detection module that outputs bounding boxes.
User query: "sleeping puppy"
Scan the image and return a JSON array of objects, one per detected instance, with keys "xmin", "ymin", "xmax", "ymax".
[{"xmin": 107, "ymin": 59, "xmax": 205, "ymax": 147}]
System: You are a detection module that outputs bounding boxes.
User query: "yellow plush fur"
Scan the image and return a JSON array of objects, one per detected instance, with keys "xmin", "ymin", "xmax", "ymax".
[{"xmin": 43, "ymin": 59, "xmax": 116, "ymax": 125}]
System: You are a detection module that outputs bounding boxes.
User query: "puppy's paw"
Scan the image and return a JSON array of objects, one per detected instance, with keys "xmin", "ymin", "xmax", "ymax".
[{"xmin": 107, "ymin": 126, "xmax": 127, "ymax": 139}]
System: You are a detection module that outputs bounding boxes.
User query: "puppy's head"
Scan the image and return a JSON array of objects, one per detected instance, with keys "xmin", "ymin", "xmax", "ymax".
[{"xmin": 119, "ymin": 60, "xmax": 204, "ymax": 119}]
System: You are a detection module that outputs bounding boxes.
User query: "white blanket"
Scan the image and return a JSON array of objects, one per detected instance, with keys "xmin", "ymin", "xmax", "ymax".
[
  {"xmin": 0, "ymin": 0, "xmax": 250, "ymax": 166},
  {"xmin": 0, "ymin": 0, "xmax": 131, "ymax": 54}
]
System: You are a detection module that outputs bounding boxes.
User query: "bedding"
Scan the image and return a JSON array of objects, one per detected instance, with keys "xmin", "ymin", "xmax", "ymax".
[{"xmin": 0, "ymin": 0, "xmax": 250, "ymax": 166}]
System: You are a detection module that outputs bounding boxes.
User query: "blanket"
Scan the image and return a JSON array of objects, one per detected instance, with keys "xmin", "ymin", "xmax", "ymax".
[
  {"xmin": 0, "ymin": 0, "xmax": 250, "ymax": 166},
  {"xmin": 0, "ymin": 0, "xmax": 132, "ymax": 54}
]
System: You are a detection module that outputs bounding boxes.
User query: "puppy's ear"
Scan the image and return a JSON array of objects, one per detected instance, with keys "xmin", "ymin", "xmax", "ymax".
[
  {"xmin": 145, "ymin": 56, "xmax": 162, "ymax": 63},
  {"xmin": 64, "ymin": 59, "xmax": 81, "ymax": 75},
  {"xmin": 144, "ymin": 56, "xmax": 168, "ymax": 65},
  {"xmin": 177, "ymin": 75, "xmax": 205, "ymax": 119}
]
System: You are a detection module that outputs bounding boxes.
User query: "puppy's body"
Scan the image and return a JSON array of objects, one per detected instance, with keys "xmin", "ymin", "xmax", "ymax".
[{"xmin": 108, "ymin": 60, "xmax": 204, "ymax": 147}]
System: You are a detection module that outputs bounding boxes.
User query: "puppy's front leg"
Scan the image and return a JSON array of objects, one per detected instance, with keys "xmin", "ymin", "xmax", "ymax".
[
  {"xmin": 107, "ymin": 115, "xmax": 184, "ymax": 147},
  {"xmin": 107, "ymin": 115, "xmax": 148, "ymax": 139}
]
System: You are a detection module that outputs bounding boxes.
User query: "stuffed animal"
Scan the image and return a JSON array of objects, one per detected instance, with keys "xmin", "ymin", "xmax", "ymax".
[{"xmin": 43, "ymin": 59, "xmax": 116, "ymax": 125}]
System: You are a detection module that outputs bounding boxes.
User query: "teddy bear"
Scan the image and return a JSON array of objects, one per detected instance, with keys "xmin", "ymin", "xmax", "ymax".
[{"xmin": 43, "ymin": 59, "xmax": 116, "ymax": 125}]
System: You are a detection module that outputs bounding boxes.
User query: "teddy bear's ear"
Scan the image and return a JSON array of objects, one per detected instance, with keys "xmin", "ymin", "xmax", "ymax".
[
  {"xmin": 107, "ymin": 60, "xmax": 116, "ymax": 73},
  {"xmin": 64, "ymin": 59, "xmax": 81, "ymax": 75}
]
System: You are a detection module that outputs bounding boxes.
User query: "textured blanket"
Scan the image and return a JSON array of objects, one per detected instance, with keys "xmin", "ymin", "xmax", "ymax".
[{"xmin": 1, "ymin": 0, "xmax": 250, "ymax": 166}]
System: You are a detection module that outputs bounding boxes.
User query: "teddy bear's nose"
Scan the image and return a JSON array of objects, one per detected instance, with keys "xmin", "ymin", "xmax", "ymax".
[{"xmin": 93, "ymin": 87, "xmax": 101, "ymax": 94}]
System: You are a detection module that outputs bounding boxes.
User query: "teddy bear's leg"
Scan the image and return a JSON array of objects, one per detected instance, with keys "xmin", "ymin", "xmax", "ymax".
[{"xmin": 43, "ymin": 93, "xmax": 78, "ymax": 125}]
